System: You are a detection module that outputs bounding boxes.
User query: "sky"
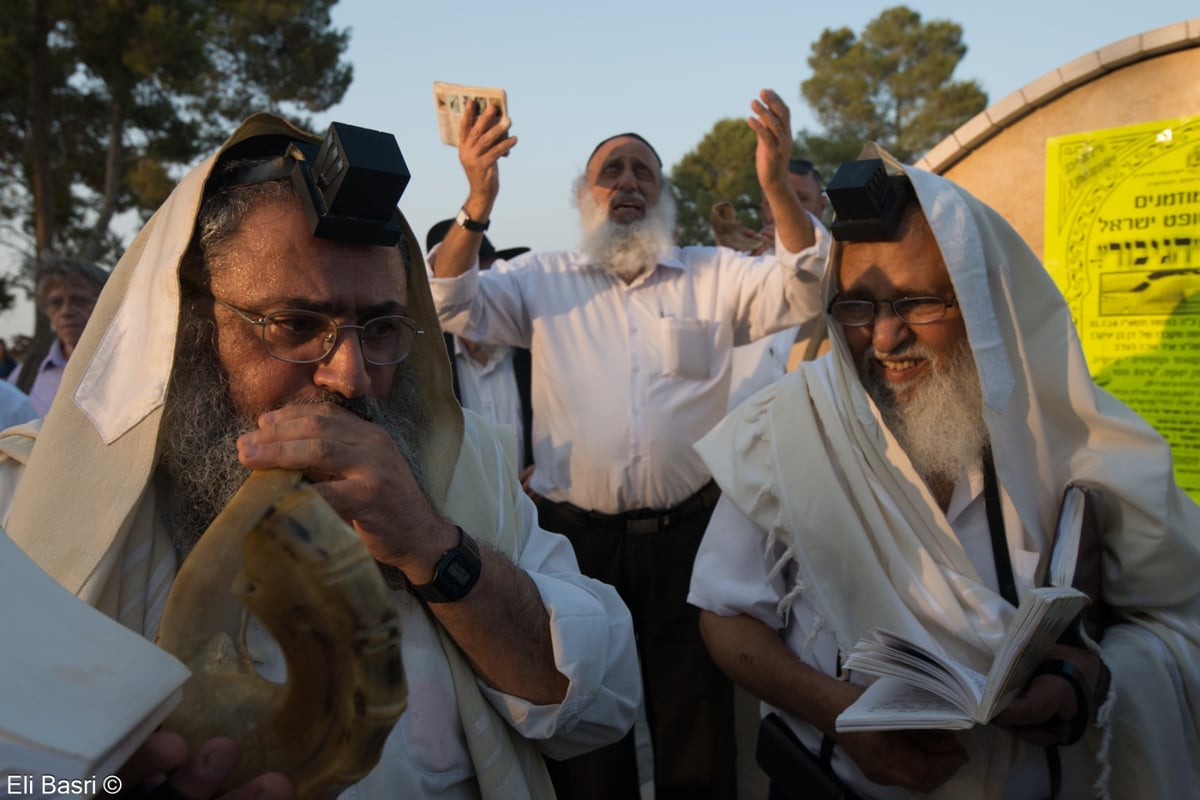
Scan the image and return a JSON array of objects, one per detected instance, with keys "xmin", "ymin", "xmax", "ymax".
[{"xmin": 0, "ymin": 0, "xmax": 1196, "ymax": 340}]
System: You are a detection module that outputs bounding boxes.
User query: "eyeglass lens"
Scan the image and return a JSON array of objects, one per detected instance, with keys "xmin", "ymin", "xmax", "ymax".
[
  {"xmin": 829, "ymin": 297, "xmax": 951, "ymax": 326},
  {"xmin": 261, "ymin": 309, "xmax": 418, "ymax": 365}
]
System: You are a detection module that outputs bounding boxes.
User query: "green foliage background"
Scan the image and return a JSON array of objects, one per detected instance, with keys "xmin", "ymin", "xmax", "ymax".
[
  {"xmin": 670, "ymin": 5, "xmax": 987, "ymax": 246},
  {"xmin": 0, "ymin": 0, "xmax": 352, "ymax": 314},
  {"xmin": 0, "ymin": 3, "xmax": 989, "ymax": 306}
]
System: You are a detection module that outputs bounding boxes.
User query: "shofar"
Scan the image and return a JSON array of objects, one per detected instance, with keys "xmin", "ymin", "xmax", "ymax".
[
  {"xmin": 709, "ymin": 202, "xmax": 765, "ymax": 253},
  {"xmin": 156, "ymin": 469, "xmax": 406, "ymax": 799}
]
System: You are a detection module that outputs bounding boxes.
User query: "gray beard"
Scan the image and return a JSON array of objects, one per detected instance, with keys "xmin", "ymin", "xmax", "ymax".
[
  {"xmin": 578, "ymin": 190, "xmax": 676, "ymax": 281},
  {"xmin": 160, "ymin": 317, "xmax": 427, "ymax": 586},
  {"xmin": 860, "ymin": 337, "xmax": 990, "ymax": 489}
]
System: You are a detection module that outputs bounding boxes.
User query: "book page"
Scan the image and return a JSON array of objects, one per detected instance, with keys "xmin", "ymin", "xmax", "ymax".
[
  {"xmin": 979, "ymin": 585, "xmax": 1090, "ymax": 716},
  {"xmin": 836, "ymin": 678, "xmax": 975, "ymax": 732},
  {"xmin": 0, "ymin": 530, "xmax": 190, "ymax": 782},
  {"xmin": 432, "ymin": 81, "xmax": 509, "ymax": 146},
  {"xmin": 843, "ymin": 629, "xmax": 984, "ymax": 717}
]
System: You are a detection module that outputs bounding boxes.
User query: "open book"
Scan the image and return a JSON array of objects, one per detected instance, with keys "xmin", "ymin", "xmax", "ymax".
[
  {"xmin": 0, "ymin": 529, "xmax": 190, "ymax": 786},
  {"xmin": 835, "ymin": 485, "xmax": 1096, "ymax": 732},
  {"xmin": 432, "ymin": 81, "xmax": 509, "ymax": 146}
]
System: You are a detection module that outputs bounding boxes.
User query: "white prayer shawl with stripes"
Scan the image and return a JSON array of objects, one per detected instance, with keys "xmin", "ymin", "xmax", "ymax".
[
  {"xmin": 0, "ymin": 114, "xmax": 558, "ymax": 799},
  {"xmin": 696, "ymin": 145, "xmax": 1200, "ymax": 799}
]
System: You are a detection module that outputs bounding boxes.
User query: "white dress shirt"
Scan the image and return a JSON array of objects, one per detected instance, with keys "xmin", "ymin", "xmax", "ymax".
[
  {"xmin": 451, "ymin": 339, "xmax": 528, "ymax": 469},
  {"xmin": 727, "ymin": 327, "xmax": 798, "ymax": 411},
  {"xmin": 429, "ymin": 224, "xmax": 828, "ymax": 513},
  {"xmin": 689, "ymin": 467, "xmax": 1097, "ymax": 800}
]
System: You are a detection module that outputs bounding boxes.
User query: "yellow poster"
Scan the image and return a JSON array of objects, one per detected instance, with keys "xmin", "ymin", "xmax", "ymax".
[{"xmin": 1045, "ymin": 116, "xmax": 1200, "ymax": 501}]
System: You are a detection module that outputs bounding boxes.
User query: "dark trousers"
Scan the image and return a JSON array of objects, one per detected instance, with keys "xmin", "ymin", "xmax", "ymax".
[{"xmin": 539, "ymin": 497, "xmax": 737, "ymax": 800}]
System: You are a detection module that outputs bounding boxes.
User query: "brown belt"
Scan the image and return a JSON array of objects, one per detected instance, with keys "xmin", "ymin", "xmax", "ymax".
[{"xmin": 546, "ymin": 480, "xmax": 721, "ymax": 534}]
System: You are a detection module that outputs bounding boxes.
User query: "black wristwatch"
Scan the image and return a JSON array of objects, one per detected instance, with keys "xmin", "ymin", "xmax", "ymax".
[
  {"xmin": 455, "ymin": 206, "xmax": 489, "ymax": 233},
  {"xmin": 410, "ymin": 526, "xmax": 482, "ymax": 603}
]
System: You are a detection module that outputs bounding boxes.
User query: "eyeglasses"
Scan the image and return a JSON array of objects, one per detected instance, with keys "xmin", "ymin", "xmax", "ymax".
[
  {"xmin": 826, "ymin": 294, "xmax": 958, "ymax": 326},
  {"xmin": 213, "ymin": 297, "xmax": 424, "ymax": 366},
  {"xmin": 788, "ymin": 159, "xmax": 824, "ymax": 185}
]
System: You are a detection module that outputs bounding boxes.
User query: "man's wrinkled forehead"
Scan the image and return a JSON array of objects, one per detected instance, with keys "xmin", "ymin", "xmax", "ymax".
[
  {"xmin": 835, "ymin": 206, "xmax": 952, "ymax": 292},
  {"xmin": 586, "ymin": 133, "xmax": 662, "ymax": 175}
]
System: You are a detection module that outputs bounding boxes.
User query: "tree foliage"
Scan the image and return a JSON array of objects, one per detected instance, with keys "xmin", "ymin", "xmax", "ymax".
[
  {"xmin": 668, "ymin": 6, "xmax": 985, "ymax": 246},
  {"xmin": 0, "ymin": 0, "xmax": 353, "ymax": 314},
  {"xmin": 799, "ymin": 5, "xmax": 986, "ymax": 166},
  {"xmin": 669, "ymin": 118, "xmax": 763, "ymax": 247}
]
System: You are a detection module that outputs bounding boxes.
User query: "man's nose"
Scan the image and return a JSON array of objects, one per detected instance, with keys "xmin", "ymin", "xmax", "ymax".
[
  {"xmin": 870, "ymin": 306, "xmax": 911, "ymax": 354},
  {"xmin": 614, "ymin": 166, "xmax": 639, "ymax": 191},
  {"xmin": 313, "ymin": 329, "xmax": 372, "ymax": 398}
]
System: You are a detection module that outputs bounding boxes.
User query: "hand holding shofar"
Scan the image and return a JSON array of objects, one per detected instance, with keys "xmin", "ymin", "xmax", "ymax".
[{"xmin": 156, "ymin": 469, "xmax": 406, "ymax": 799}]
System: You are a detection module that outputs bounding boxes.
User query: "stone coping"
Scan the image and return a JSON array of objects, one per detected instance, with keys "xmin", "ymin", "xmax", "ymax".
[{"xmin": 916, "ymin": 18, "xmax": 1200, "ymax": 173}]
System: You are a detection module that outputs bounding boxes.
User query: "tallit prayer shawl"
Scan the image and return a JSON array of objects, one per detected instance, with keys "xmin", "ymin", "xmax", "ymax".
[
  {"xmin": 0, "ymin": 114, "xmax": 555, "ymax": 799},
  {"xmin": 696, "ymin": 146, "xmax": 1200, "ymax": 799}
]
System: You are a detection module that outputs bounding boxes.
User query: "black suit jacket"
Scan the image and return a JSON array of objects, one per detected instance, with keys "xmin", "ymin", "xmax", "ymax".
[{"xmin": 443, "ymin": 333, "xmax": 534, "ymax": 468}]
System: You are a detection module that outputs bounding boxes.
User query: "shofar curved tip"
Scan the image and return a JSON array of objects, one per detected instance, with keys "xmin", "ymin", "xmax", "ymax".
[{"xmin": 157, "ymin": 469, "xmax": 406, "ymax": 799}]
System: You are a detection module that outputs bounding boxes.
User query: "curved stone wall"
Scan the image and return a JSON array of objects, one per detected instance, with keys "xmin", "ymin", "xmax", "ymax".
[{"xmin": 916, "ymin": 19, "xmax": 1200, "ymax": 258}]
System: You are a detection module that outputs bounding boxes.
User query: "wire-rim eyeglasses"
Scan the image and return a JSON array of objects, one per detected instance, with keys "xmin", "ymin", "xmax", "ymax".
[
  {"xmin": 826, "ymin": 294, "xmax": 957, "ymax": 326},
  {"xmin": 212, "ymin": 297, "xmax": 424, "ymax": 366}
]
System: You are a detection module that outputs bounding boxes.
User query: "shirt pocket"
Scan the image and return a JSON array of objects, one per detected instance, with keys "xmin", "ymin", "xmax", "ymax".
[{"xmin": 660, "ymin": 316, "xmax": 715, "ymax": 380}]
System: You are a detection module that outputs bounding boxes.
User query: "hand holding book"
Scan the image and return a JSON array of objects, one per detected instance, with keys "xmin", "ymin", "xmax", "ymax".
[
  {"xmin": 835, "ymin": 484, "xmax": 1101, "ymax": 733},
  {"xmin": 835, "ymin": 585, "xmax": 1090, "ymax": 732},
  {"xmin": 432, "ymin": 82, "xmax": 510, "ymax": 147}
]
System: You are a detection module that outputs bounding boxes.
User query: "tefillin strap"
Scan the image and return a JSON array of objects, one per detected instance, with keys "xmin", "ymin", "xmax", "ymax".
[{"xmin": 982, "ymin": 449, "xmax": 1019, "ymax": 607}]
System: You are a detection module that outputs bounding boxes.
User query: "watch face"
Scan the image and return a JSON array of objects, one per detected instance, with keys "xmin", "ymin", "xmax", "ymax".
[
  {"xmin": 445, "ymin": 558, "xmax": 473, "ymax": 586},
  {"xmin": 413, "ymin": 528, "xmax": 481, "ymax": 602}
]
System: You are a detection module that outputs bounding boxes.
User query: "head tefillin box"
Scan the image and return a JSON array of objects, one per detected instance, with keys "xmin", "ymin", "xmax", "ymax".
[{"xmin": 826, "ymin": 158, "xmax": 913, "ymax": 243}]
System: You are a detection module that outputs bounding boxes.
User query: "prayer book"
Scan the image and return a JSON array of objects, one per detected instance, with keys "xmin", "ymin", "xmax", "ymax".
[
  {"xmin": 432, "ymin": 81, "xmax": 509, "ymax": 146},
  {"xmin": 1045, "ymin": 484, "xmax": 1096, "ymax": 589},
  {"xmin": 834, "ymin": 486, "xmax": 1095, "ymax": 732},
  {"xmin": 0, "ymin": 529, "xmax": 190, "ymax": 788}
]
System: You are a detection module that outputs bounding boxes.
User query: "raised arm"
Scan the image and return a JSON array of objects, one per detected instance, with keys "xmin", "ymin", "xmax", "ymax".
[
  {"xmin": 747, "ymin": 89, "xmax": 815, "ymax": 255},
  {"xmin": 432, "ymin": 102, "xmax": 518, "ymax": 278}
]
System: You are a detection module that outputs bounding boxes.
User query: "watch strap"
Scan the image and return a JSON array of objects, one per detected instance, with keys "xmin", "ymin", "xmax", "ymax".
[
  {"xmin": 455, "ymin": 206, "xmax": 490, "ymax": 233},
  {"xmin": 1031, "ymin": 658, "xmax": 1092, "ymax": 745},
  {"xmin": 410, "ymin": 526, "xmax": 482, "ymax": 603}
]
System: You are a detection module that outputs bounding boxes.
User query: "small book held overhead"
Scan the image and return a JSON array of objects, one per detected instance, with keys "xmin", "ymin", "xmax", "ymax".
[
  {"xmin": 432, "ymin": 81, "xmax": 509, "ymax": 147},
  {"xmin": 835, "ymin": 484, "xmax": 1098, "ymax": 733},
  {"xmin": 0, "ymin": 530, "xmax": 190, "ymax": 786}
]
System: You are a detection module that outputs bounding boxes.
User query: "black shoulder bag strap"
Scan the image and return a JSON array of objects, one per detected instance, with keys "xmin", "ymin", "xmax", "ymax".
[
  {"xmin": 513, "ymin": 346, "xmax": 534, "ymax": 468},
  {"xmin": 443, "ymin": 333, "xmax": 463, "ymax": 404}
]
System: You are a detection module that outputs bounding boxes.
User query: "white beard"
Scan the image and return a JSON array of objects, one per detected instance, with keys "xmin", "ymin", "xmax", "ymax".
[
  {"xmin": 577, "ymin": 187, "xmax": 677, "ymax": 282},
  {"xmin": 860, "ymin": 338, "xmax": 990, "ymax": 486}
]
